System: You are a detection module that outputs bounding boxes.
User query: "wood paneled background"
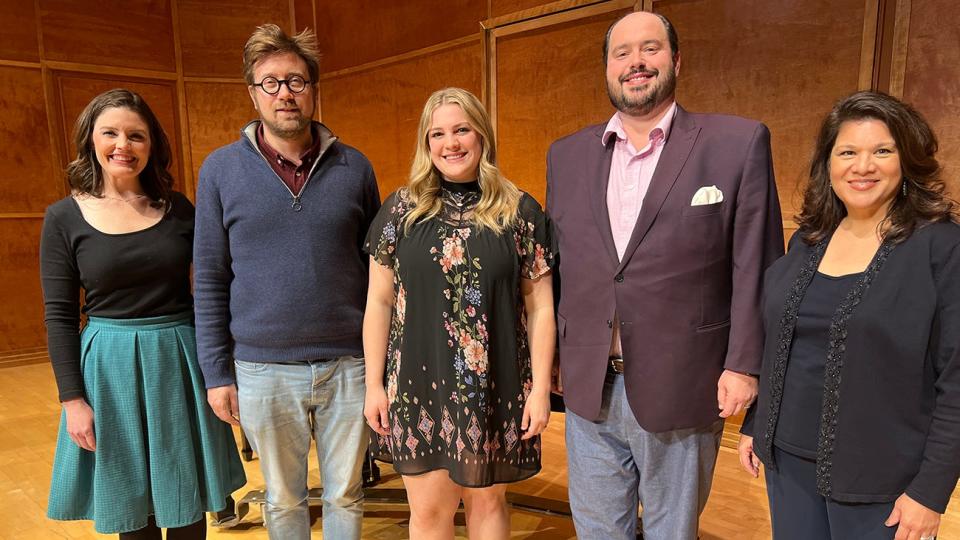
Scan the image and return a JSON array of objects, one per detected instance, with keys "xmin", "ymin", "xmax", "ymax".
[{"xmin": 1, "ymin": 1, "xmax": 957, "ymax": 452}]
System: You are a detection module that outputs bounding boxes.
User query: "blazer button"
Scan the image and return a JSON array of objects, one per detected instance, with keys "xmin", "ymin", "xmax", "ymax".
[
  {"xmin": 607, "ymin": 320, "xmax": 613, "ymax": 328},
  {"xmin": 614, "ymin": 274, "xmax": 624, "ymax": 282}
]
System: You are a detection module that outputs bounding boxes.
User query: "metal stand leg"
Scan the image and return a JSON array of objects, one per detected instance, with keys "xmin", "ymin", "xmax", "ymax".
[
  {"xmin": 239, "ymin": 429, "xmax": 253, "ymax": 462},
  {"xmin": 362, "ymin": 452, "xmax": 381, "ymax": 486},
  {"xmin": 209, "ymin": 495, "xmax": 240, "ymax": 528}
]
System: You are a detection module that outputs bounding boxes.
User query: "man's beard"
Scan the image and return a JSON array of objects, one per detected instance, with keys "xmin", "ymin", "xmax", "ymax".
[
  {"xmin": 262, "ymin": 115, "xmax": 311, "ymax": 139},
  {"xmin": 607, "ymin": 65, "xmax": 676, "ymax": 116},
  {"xmin": 257, "ymin": 101, "xmax": 312, "ymax": 139}
]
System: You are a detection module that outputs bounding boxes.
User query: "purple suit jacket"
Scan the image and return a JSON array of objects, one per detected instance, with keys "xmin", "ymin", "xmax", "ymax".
[{"xmin": 546, "ymin": 106, "xmax": 784, "ymax": 432}]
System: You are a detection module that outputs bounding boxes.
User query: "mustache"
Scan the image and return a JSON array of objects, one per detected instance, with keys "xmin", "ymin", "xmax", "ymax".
[
  {"xmin": 274, "ymin": 100, "xmax": 300, "ymax": 111},
  {"xmin": 620, "ymin": 68, "xmax": 658, "ymax": 83}
]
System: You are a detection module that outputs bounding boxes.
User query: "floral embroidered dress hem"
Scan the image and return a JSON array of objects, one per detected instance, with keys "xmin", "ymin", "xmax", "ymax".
[{"xmin": 364, "ymin": 180, "xmax": 555, "ymax": 488}]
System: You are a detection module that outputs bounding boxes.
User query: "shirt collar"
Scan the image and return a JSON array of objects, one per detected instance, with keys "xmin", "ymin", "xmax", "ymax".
[
  {"xmin": 255, "ymin": 123, "xmax": 324, "ymax": 166},
  {"xmin": 601, "ymin": 101, "xmax": 677, "ymax": 150}
]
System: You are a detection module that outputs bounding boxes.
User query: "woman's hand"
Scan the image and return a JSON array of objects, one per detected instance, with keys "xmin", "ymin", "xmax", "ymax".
[
  {"xmin": 62, "ymin": 397, "xmax": 96, "ymax": 452},
  {"xmin": 885, "ymin": 492, "xmax": 940, "ymax": 540},
  {"xmin": 521, "ymin": 388, "xmax": 550, "ymax": 440},
  {"xmin": 737, "ymin": 433, "xmax": 760, "ymax": 477},
  {"xmin": 364, "ymin": 384, "xmax": 391, "ymax": 436}
]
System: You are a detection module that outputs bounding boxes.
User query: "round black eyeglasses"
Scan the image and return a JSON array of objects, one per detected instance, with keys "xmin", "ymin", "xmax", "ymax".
[{"xmin": 253, "ymin": 76, "xmax": 311, "ymax": 95}]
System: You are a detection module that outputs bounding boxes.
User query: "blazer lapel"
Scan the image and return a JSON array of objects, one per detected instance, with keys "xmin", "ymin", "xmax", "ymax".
[
  {"xmin": 617, "ymin": 107, "xmax": 700, "ymax": 272},
  {"xmin": 588, "ymin": 125, "xmax": 620, "ymax": 267}
]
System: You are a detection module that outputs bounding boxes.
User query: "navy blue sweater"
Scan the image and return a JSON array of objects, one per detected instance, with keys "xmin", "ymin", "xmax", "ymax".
[{"xmin": 194, "ymin": 121, "xmax": 380, "ymax": 388}]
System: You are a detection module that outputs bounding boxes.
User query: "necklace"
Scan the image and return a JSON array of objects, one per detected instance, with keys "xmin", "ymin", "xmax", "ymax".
[
  {"xmin": 102, "ymin": 193, "xmax": 147, "ymax": 202},
  {"xmin": 78, "ymin": 193, "xmax": 148, "ymax": 203}
]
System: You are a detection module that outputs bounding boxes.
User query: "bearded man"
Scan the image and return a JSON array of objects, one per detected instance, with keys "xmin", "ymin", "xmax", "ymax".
[
  {"xmin": 193, "ymin": 24, "xmax": 380, "ymax": 540},
  {"xmin": 546, "ymin": 11, "xmax": 784, "ymax": 540}
]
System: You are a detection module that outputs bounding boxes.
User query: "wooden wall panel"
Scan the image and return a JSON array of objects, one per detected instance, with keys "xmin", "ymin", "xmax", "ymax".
[
  {"xmin": 900, "ymin": 0, "xmax": 960, "ymax": 198},
  {"xmin": 185, "ymin": 82, "xmax": 254, "ymax": 186},
  {"xmin": 0, "ymin": 67, "xmax": 60, "ymax": 213},
  {"xmin": 55, "ymin": 73, "xmax": 185, "ymax": 195},
  {"xmin": 491, "ymin": 0, "xmax": 561, "ymax": 18},
  {"xmin": 655, "ymin": 0, "xmax": 866, "ymax": 219},
  {"xmin": 0, "ymin": 0, "xmax": 40, "ymax": 62},
  {"xmin": 293, "ymin": 0, "xmax": 315, "ymax": 32},
  {"xmin": 495, "ymin": 9, "xmax": 631, "ymax": 202},
  {"xmin": 177, "ymin": 0, "xmax": 291, "ymax": 78},
  {"xmin": 320, "ymin": 42, "xmax": 483, "ymax": 198},
  {"xmin": 39, "ymin": 0, "xmax": 176, "ymax": 72},
  {"xmin": 0, "ymin": 220, "xmax": 46, "ymax": 352},
  {"xmin": 316, "ymin": 1, "xmax": 485, "ymax": 72}
]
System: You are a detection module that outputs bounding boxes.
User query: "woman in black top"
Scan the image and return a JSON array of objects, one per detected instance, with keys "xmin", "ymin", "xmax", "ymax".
[
  {"xmin": 41, "ymin": 89, "xmax": 245, "ymax": 538},
  {"xmin": 362, "ymin": 87, "xmax": 556, "ymax": 539},
  {"xmin": 739, "ymin": 91, "xmax": 960, "ymax": 540}
]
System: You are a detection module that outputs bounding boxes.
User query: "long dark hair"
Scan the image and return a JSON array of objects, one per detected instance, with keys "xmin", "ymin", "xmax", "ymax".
[
  {"xmin": 66, "ymin": 88, "xmax": 173, "ymax": 207},
  {"xmin": 796, "ymin": 91, "xmax": 956, "ymax": 245}
]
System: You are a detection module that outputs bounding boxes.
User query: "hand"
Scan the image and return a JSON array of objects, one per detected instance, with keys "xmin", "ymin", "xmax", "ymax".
[
  {"xmin": 737, "ymin": 434, "xmax": 761, "ymax": 478},
  {"xmin": 550, "ymin": 355, "xmax": 563, "ymax": 395},
  {"xmin": 364, "ymin": 384, "xmax": 391, "ymax": 436},
  {"xmin": 62, "ymin": 397, "xmax": 96, "ymax": 452},
  {"xmin": 207, "ymin": 384, "xmax": 240, "ymax": 426},
  {"xmin": 521, "ymin": 388, "xmax": 551, "ymax": 440},
  {"xmin": 717, "ymin": 369, "xmax": 758, "ymax": 418},
  {"xmin": 885, "ymin": 492, "xmax": 940, "ymax": 540}
]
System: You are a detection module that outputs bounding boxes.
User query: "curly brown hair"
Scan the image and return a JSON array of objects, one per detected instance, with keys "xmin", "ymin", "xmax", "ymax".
[
  {"xmin": 66, "ymin": 88, "xmax": 173, "ymax": 208},
  {"xmin": 796, "ymin": 91, "xmax": 956, "ymax": 245}
]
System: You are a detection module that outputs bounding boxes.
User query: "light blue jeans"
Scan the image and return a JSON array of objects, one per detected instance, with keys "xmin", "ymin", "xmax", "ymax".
[{"xmin": 236, "ymin": 356, "xmax": 367, "ymax": 540}]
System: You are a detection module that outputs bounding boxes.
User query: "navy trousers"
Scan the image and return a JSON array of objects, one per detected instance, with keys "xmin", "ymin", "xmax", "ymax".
[{"xmin": 766, "ymin": 446, "xmax": 897, "ymax": 539}]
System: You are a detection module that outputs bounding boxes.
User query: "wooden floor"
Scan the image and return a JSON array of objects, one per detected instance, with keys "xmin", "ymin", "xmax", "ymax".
[{"xmin": 2, "ymin": 362, "xmax": 958, "ymax": 539}]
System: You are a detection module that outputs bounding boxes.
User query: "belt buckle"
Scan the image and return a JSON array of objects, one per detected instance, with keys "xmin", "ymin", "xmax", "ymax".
[{"xmin": 608, "ymin": 357, "xmax": 624, "ymax": 374}]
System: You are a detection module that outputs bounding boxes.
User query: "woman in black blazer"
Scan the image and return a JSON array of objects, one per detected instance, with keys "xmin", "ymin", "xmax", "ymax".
[{"xmin": 739, "ymin": 91, "xmax": 960, "ymax": 540}]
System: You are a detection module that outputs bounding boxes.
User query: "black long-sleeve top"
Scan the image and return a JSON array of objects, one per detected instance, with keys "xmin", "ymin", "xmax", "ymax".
[
  {"xmin": 39, "ymin": 193, "xmax": 194, "ymax": 401},
  {"xmin": 743, "ymin": 221, "xmax": 960, "ymax": 513}
]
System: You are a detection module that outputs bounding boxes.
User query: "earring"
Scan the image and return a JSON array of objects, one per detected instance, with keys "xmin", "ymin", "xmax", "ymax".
[{"xmin": 902, "ymin": 179, "xmax": 908, "ymax": 197}]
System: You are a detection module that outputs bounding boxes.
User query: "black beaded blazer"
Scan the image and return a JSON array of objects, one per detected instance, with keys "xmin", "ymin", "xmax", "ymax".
[{"xmin": 742, "ymin": 221, "xmax": 960, "ymax": 513}]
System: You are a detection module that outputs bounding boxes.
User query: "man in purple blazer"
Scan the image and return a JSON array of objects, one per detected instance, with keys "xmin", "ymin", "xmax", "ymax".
[{"xmin": 546, "ymin": 11, "xmax": 784, "ymax": 539}]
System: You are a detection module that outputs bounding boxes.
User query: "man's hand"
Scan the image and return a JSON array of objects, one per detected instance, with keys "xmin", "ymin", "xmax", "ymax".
[
  {"xmin": 551, "ymin": 354, "xmax": 563, "ymax": 395},
  {"xmin": 717, "ymin": 369, "xmax": 757, "ymax": 418},
  {"xmin": 885, "ymin": 492, "xmax": 940, "ymax": 540},
  {"xmin": 208, "ymin": 384, "xmax": 240, "ymax": 426}
]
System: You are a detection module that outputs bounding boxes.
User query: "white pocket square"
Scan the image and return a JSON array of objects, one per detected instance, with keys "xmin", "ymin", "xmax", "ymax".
[{"xmin": 691, "ymin": 185, "xmax": 724, "ymax": 206}]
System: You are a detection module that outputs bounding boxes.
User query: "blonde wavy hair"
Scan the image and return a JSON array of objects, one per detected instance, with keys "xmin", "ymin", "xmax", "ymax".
[{"xmin": 401, "ymin": 87, "xmax": 521, "ymax": 234}]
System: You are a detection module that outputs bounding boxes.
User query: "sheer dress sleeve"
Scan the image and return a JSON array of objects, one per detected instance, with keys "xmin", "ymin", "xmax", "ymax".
[
  {"xmin": 515, "ymin": 193, "xmax": 557, "ymax": 280},
  {"xmin": 364, "ymin": 191, "xmax": 408, "ymax": 268}
]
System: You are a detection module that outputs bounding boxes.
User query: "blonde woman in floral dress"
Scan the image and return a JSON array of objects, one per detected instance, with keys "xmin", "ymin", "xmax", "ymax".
[{"xmin": 363, "ymin": 87, "xmax": 556, "ymax": 539}]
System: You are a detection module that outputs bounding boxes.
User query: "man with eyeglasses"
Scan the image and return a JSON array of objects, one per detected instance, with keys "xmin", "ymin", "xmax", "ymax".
[{"xmin": 193, "ymin": 23, "xmax": 380, "ymax": 540}]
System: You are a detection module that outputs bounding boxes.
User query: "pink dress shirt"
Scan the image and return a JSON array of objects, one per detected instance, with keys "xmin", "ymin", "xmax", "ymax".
[{"xmin": 603, "ymin": 102, "xmax": 676, "ymax": 357}]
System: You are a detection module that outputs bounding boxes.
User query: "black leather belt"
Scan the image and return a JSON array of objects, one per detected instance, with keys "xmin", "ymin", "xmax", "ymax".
[
  {"xmin": 608, "ymin": 356, "xmax": 624, "ymax": 374},
  {"xmin": 276, "ymin": 358, "xmax": 334, "ymax": 365}
]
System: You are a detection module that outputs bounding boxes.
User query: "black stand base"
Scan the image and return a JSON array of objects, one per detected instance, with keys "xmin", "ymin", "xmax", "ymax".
[{"xmin": 231, "ymin": 431, "xmax": 642, "ymax": 537}]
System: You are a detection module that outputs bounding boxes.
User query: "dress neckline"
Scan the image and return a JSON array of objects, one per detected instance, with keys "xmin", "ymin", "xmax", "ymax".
[{"xmin": 440, "ymin": 178, "xmax": 480, "ymax": 194}]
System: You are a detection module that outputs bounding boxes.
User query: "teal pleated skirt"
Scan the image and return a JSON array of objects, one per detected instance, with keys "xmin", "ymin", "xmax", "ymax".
[{"xmin": 47, "ymin": 313, "xmax": 247, "ymax": 534}]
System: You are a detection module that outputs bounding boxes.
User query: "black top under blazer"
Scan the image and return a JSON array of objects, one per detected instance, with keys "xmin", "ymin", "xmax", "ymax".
[{"xmin": 743, "ymin": 221, "xmax": 960, "ymax": 513}]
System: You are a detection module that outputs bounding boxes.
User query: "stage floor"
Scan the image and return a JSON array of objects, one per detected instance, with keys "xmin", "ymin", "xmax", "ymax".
[{"xmin": 2, "ymin": 362, "xmax": 958, "ymax": 539}]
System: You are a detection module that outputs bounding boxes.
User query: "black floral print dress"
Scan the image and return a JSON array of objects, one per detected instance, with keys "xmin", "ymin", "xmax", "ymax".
[{"xmin": 364, "ymin": 180, "xmax": 556, "ymax": 487}]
